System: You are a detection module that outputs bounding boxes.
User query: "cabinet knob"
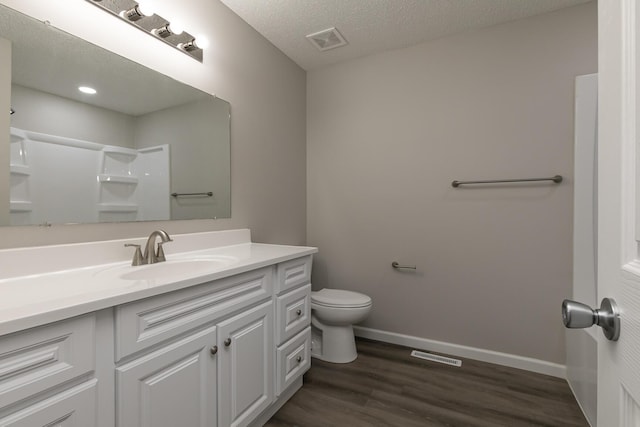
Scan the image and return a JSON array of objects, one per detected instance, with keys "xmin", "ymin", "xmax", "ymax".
[
  {"xmin": 296, "ymin": 355, "xmax": 302, "ymax": 363},
  {"xmin": 296, "ymin": 309, "xmax": 302, "ymax": 316},
  {"xmin": 224, "ymin": 338, "xmax": 232, "ymax": 347},
  {"xmin": 210, "ymin": 345, "xmax": 218, "ymax": 355}
]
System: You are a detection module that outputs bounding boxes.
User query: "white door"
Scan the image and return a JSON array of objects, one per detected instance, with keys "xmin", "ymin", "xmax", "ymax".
[{"xmin": 597, "ymin": 0, "xmax": 640, "ymax": 425}]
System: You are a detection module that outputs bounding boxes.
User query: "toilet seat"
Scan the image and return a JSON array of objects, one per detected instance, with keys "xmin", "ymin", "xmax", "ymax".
[{"xmin": 311, "ymin": 289, "xmax": 371, "ymax": 308}]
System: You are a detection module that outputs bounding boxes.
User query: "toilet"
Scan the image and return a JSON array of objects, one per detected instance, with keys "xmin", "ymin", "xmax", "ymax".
[{"xmin": 310, "ymin": 288, "xmax": 372, "ymax": 363}]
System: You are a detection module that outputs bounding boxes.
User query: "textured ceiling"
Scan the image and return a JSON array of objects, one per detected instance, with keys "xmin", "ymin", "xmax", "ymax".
[{"xmin": 219, "ymin": 0, "xmax": 593, "ymax": 71}]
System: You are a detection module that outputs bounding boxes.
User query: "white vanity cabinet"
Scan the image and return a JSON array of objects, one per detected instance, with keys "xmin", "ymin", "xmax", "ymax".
[
  {"xmin": 115, "ymin": 267, "xmax": 273, "ymax": 427},
  {"xmin": 0, "ymin": 234, "xmax": 315, "ymax": 427}
]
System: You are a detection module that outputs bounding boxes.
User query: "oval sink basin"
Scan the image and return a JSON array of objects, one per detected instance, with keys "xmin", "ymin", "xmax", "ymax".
[{"xmin": 96, "ymin": 255, "xmax": 238, "ymax": 281}]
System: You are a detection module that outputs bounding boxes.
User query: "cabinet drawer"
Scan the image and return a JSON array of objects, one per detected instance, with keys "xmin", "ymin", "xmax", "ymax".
[
  {"xmin": 276, "ymin": 327, "xmax": 311, "ymax": 396},
  {"xmin": 276, "ymin": 256, "xmax": 312, "ymax": 295},
  {"xmin": 116, "ymin": 267, "xmax": 273, "ymax": 360},
  {"xmin": 276, "ymin": 284, "xmax": 311, "ymax": 345},
  {"xmin": 0, "ymin": 380, "xmax": 97, "ymax": 426},
  {"xmin": 0, "ymin": 315, "xmax": 95, "ymax": 410}
]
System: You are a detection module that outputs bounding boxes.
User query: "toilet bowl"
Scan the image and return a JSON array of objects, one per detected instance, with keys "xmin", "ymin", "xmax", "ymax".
[{"xmin": 310, "ymin": 288, "xmax": 372, "ymax": 363}]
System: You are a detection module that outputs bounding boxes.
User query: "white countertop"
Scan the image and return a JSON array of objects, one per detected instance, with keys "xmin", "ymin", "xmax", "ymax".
[{"xmin": 0, "ymin": 230, "xmax": 317, "ymax": 336}]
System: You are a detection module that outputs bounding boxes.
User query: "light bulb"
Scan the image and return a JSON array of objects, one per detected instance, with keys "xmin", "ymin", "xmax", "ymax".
[
  {"xmin": 194, "ymin": 35, "xmax": 209, "ymax": 49},
  {"xmin": 168, "ymin": 20, "xmax": 184, "ymax": 35},
  {"xmin": 136, "ymin": 0, "xmax": 155, "ymax": 17}
]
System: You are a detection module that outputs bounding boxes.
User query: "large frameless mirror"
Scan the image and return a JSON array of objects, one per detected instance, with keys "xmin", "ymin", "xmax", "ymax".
[{"xmin": 0, "ymin": 4, "xmax": 230, "ymax": 226}]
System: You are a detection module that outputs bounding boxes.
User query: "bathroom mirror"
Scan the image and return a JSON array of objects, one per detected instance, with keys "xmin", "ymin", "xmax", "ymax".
[{"xmin": 0, "ymin": 4, "xmax": 231, "ymax": 226}]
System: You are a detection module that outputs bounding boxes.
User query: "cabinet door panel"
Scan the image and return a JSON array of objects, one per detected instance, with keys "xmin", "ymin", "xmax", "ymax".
[
  {"xmin": 116, "ymin": 326, "xmax": 217, "ymax": 427},
  {"xmin": 0, "ymin": 380, "xmax": 97, "ymax": 426},
  {"xmin": 218, "ymin": 301, "xmax": 273, "ymax": 427}
]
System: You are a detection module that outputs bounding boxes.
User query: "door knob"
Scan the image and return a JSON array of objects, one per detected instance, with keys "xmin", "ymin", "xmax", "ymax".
[{"xmin": 562, "ymin": 298, "xmax": 620, "ymax": 341}]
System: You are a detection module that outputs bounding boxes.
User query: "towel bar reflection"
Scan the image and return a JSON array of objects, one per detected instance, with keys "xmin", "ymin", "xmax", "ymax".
[
  {"xmin": 392, "ymin": 262, "xmax": 416, "ymax": 270},
  {"xmin": 451, "ymin": 175, "xmax": 563, "ymax": 188},
  {"xmin": 171, "ymin": 192, "xmax": 213, "ymax": 197}
]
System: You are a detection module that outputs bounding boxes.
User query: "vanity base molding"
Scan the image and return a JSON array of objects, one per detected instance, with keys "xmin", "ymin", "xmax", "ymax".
[{"xmin": 250, "ymin": 376, "xmax": 304, "ymax": 427}]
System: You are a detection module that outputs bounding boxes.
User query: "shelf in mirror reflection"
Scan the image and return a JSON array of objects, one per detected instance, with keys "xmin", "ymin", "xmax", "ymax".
[
  {"xmin": 97, "ymin": 204, "xmax": 139, "ymax": 213},
  {"xmin": 98, "ymin": 175, "xmax": 139, "ymax": 185}
]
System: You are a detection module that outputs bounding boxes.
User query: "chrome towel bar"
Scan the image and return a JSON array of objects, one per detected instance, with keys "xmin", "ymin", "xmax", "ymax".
[
  {"xmin": 171, "ymin": 192, "xmax": 213, "ymax": 197},
  {"xmin": 451, "ymin": 175, "xmax": 562, "ymax": 188}
]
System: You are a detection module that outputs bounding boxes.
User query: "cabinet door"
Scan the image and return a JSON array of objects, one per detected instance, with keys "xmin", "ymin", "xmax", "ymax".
[
  {"xmin": 116, "ymin": 325, "xmax": 217, "ymax": 427},
  {"xmin": 218, "ymin": 301, "xmax": 274, "ymax": 427}
]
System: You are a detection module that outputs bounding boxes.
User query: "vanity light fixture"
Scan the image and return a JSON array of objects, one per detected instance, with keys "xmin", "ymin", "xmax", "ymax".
[
  {"xmin": 180, "ymin": 40, "xmax": 198, "ymax": 52},
  {"xmin": 122, "ymin": 0, "xmax": 154, "ymax": 21},
  {"xmin": 122, "ymin": 5, "xmax": 148, "ymax": 22},
  {"xmin": 154, "ymin": 22, "xmax": 183, "ymax": 38},
  {"xmin": 85, "ymin": 0, "xmax": 204, "ymax": 62}
]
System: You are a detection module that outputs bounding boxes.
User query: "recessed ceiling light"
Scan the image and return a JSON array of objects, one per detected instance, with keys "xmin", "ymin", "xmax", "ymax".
[{"xmin": 78, "ymin": 86, "xmax": 97, "ymax": 95}]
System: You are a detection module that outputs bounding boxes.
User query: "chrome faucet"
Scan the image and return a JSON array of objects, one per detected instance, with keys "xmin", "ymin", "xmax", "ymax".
[
  {"xmin": 143, "ymin": 230, "xmax": 173, "ymax": 264},
  {"xmin": 125, "ymin": 230, "xmax": 173, "ymax": 266}
]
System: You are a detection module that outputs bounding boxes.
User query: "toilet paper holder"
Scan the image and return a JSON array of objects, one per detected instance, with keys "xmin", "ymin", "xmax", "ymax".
[{"xmin": 391, "ymin": 261, "xmax": 416, "ymax": 270}]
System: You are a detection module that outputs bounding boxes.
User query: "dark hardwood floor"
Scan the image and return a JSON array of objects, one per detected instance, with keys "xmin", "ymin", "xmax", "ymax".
[{"xmin": 266, "ymin": 338, "xmax": 589, "ymax": 427}]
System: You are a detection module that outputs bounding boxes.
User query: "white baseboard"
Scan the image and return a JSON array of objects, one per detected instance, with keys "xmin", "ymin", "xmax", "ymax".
[{"xmin": 353, "ymin": 326, "xmax": 566, "ymax": 379}]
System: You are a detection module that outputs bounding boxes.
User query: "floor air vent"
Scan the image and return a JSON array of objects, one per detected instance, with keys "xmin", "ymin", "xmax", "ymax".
[{"xmin": 411, "ymin": 350, "xmax": 462, "ymax": 367}]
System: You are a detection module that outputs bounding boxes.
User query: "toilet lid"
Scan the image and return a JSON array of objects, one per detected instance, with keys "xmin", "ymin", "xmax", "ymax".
[{"xmin": 312, "ymin": 289, "xmax": 372, "ymax": 308}]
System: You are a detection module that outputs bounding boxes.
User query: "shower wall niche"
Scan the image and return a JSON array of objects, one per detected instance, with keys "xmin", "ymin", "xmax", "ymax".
[{"xmin": 9, "ymin": 127, "xmax": 169, "ymax": 226}]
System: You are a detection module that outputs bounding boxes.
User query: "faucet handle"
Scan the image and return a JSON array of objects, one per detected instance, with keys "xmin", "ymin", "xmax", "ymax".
[
  {"xmin": 124, "ymin": 244, "xmax": 144, "ymax": 266},
  {"xmin": 156, "ymin": 242, "xmax": 168, "ymax": 263}
]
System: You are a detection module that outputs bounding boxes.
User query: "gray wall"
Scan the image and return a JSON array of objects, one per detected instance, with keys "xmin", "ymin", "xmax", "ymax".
[
  {"xmin": 307, "ymin": 3, "xmax": 597, "ymax": 364},
  {"xmin": 135, "ymin": 99, "xmax": 231, "ymax": 220},
  {"xmin": 11, "ymin": 85, "xmax": 136, "ymax": 147},
  {"xmin": 0, "ymin": 0, "xmax": 306, "ymax": 247}
]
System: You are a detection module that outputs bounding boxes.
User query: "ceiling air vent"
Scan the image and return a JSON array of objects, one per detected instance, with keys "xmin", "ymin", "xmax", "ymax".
[{"xmin": 306, "ymin": 27, "xmax": 348, "ymax": 52}]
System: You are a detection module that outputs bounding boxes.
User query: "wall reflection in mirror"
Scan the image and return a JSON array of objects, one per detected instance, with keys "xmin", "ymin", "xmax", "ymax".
[{"xmin": 0, "ymin": 4, "xmax": 230, "ymax": 226}]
